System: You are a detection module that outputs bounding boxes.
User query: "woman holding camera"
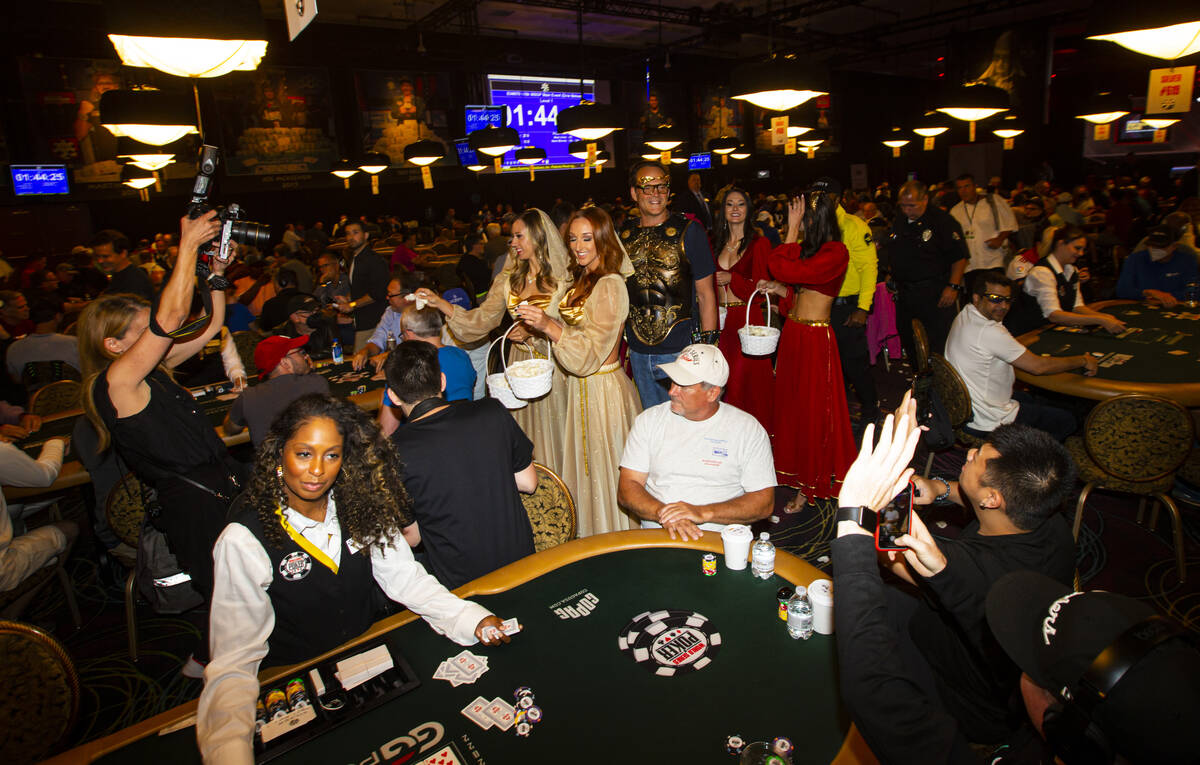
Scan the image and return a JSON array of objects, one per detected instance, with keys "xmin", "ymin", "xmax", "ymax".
[{"xmin": 79, "ymin": 210, "xmax": 244, "ymax": 674}]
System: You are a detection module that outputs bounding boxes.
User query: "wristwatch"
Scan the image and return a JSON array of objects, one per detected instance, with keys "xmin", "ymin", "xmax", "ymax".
[
  {"xmin": 836, "ymin": 506, "xmax": 877, "ymax": 532},
  {"xmin": 947, "ymin": 282, "xmax": 964, "ymax": 292}
]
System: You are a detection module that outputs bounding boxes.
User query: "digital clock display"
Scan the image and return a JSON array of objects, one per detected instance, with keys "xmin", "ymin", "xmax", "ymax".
[
  {"xmin": 11, "ymin": 165, "xmax": 70, "ymax": 196},
  {"xmin": 486, "ymin": 74, "xmax": 597, "ymax": 172}
]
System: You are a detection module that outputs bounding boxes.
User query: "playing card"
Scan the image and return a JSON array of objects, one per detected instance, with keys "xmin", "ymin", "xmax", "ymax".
[
  {"xmin": 452, "ymin": 650, "xmax": 486, "ymax": 678},
  {"xmin": 484, "ymin": 698, "xmax": 515, "ymax": 730},
  {"xmin": 461, "ymin": 697, "xmax": 493, "ymax": 729},
  {"xmin": 418, "ymin": 744, "xmax": 465, "ymax": 765},
  {"xmin": 500, "ymin": 617, "xmax": 522, "ymax": 636}
]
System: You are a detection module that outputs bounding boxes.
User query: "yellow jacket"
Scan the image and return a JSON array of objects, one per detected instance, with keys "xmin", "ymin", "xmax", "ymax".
[{"xmin": 836, "ymin": 206, "xmax": 878, "ymax": 311}]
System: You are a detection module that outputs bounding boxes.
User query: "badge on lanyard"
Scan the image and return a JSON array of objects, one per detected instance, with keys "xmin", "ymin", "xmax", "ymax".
[{"xmin": 922, "ymin": 229, "xmax": 932, "ymax": 242}]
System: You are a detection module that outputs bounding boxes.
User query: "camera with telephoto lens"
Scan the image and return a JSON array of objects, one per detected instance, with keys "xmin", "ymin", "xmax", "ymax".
[{"xmin": 186, "ymin": 144, "xmax": 271, "ymax": 268}]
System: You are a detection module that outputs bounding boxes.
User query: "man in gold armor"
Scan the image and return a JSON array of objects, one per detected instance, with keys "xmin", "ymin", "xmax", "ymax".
[{"xmin": 620, "ymin": 160, "xmax": 719, "ymax": 408}]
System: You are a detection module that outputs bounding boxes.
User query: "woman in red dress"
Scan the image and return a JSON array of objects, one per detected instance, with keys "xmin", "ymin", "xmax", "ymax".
[
  {"xmin": 713, "ymin": 188, "xmax": 775, "ymax": 433},
  {"xmin": 762, "ymin": 187, "xmax": 855, "ymax": 512}
]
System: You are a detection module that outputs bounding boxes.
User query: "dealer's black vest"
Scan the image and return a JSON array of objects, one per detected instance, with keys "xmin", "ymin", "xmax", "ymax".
[
  {"xmin": 234, "ymin": 505, "xmax": 376, "ymax": 669},
  {"xmin": 620, "ymin": 212, "xmax": 694, "ymax": 346},
  {"xmin": 1004, "ymin": 263, "xmax": 1078, "ymax": 337}
]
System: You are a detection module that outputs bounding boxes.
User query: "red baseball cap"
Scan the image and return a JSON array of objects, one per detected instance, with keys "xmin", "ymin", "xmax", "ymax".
[{"xmin": 254, "ymin": 335, "xmax": 309, "ymax": 380}]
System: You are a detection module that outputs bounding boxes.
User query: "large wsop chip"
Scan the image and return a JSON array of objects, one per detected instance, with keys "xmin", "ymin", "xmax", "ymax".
[{"xmin": 616, "ymin": 609, "xmax": 721, "ymax": 677}]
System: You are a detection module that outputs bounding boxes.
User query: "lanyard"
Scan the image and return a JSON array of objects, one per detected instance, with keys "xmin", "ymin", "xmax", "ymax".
[{"xmin": 275, "ymin": 505, "xmax": 339, "ymax": 574}]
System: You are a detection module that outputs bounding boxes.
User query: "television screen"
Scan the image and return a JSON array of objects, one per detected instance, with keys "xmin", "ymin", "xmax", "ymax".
[
  {"xmin": 465, "ymin": 105, "xmax": 504, "ymax": 135},
  {"xmin": 486, "ymin": 73, "xmax": 596, "ymax": 171},
  {"xmin": 11, "ymin": 164, "xmax": 69, "ymax": 196},
  {"xmin": 455, "ymin": 139, "xmax": 482, "ymax": 168},
  {"xmin": 756, "ymin": 169, "xmax": 770, "ymax": 180},
  {"xmin": 1118, "ymin": 116, "xmax": 1158, "ymax": 143},
  {"xmin": 688, "ymin": 153, "xmax": 712, "ymax": 170}
]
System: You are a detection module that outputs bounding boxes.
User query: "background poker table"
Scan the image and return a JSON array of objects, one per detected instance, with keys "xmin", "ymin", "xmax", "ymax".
[
  {"xmin": 4, "ymin": 361, "xmax": 386, "ymax": 501},
  {"xmin": 1016, "ymin": 300, "xmax": 1200, "ymax": 406},
  {"xmin": 50, "ymin": 531, "xmax": 877, "ymax": 765}
]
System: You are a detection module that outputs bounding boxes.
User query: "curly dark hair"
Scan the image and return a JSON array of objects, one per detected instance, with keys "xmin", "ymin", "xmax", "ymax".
[{"xmin": 246, "ymin": 394, "xmax": 414, "ymax": 552}]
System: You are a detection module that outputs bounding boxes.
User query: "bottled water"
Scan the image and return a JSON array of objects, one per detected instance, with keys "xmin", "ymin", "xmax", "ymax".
[
  {"xmin": 787, "ymin": 587, "xmax": 814, "ymax": 640},
  {"xmin": 751, "ymin": 532, "xmax": 775, "ymax": 579},
  {"xmin": 331, "ymin": 339, "xmax": 343, "ymax": 364},
  {"xmin": 386, "ymin": 332, "xmax": 397, "ymax": 351}
]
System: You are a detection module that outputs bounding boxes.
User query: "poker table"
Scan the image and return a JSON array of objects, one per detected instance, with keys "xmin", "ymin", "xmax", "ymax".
[
  {"xmin": 3, "ymin": 362, "xmax": 387, "ymax": 501},
  {"xmin": 48, "ymin": 531, "xmax": 877, "ymax": 765},
  {"xmin": 1016, "ymin": 300, "xmax": 1200, "ymax": 406}
]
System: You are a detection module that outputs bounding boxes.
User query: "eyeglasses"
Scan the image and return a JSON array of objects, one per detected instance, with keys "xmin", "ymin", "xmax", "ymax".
[
  {"xmin": 387, "ymin": 291, "xmax": 407, "ymax": 299},
  {"xmin": 286, "ymin": 348, "xmax": 309, "ymax": 358},
  {"xmin": 636, "ymin": 183, "xmax": 670, "ymax": 196},
  {"xmin": 983, "ymin": 293, "xmax": 1013, "ymax": 304}
]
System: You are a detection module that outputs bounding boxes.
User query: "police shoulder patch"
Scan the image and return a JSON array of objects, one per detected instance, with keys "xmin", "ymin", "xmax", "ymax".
[{"xmin": 951, "ymin": 231, "xmax": 961, "ymax": 241}]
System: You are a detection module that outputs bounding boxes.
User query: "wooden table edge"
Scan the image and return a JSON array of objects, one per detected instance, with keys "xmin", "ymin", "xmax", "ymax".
[{"xmin": 47, "ymin": 530, "xmax": 875, "ymax": 765}]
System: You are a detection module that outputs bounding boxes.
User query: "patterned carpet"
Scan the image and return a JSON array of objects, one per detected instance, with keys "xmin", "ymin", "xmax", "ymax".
[{"xmin": 16, "ymin": 365, "xmax": 1200, "ymax": 758}]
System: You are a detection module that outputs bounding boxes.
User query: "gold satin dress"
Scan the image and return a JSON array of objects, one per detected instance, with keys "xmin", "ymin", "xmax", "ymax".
[
  {"xmin": 446, "ymin": 274, "xmax": 568, "ymax": 473},
  {"xmin": 554, "ymin": 275, "xmax": 643, "ymax": 537}
]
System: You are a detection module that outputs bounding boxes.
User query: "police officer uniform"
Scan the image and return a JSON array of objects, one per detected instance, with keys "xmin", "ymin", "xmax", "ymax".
[{"xmin": 887, "ymin": 206, "xmax": 969, "ymax": 355}]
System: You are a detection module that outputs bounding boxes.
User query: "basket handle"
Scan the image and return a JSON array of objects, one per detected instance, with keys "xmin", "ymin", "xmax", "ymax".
[
  {"xmin": 498, "ymin": 320, "xmax": 554, "ymax": 386},
  {"xmin": 746, "ymin": 287, "xmax": 772, "ymax": 328}
]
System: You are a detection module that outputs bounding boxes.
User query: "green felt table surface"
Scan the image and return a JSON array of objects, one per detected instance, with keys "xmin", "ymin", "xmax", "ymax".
[
  {"xmin": 1022, "ymin": 303, "xmax": 1200, "ymax": 384},
  {"xmin": 89, "ymin": 546, "xmax": 849, "ymax": 764}
]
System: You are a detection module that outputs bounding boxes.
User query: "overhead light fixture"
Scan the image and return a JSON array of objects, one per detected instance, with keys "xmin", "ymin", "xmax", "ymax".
[
  {"xmin": 330, "ymin": 159, "xmax": 358, "ymax": 188},
  {"xmin": 1140, "ymin": 112, "xmax": 1181, "ymax": 129},
  {"xmin": 670, "ymin": 155, "xmax": 688, "ymax": 164},
  {"xmin": 730, "ymin": 147, "xmax": 751, "ymax": 160},
  {"xmin": 99, "ymin": 89, "xmax": 198, "ymax": 146},
  {"xmin": 556, "ymin": 102, "xmax": 622, "ymax": 141},
  {"xmin": 568, "ymin": 140, "xmax": 591, "ymax": 160},
  {"xmin": 785, "ymin": 126, "xmax": 813, "ymax": 138},
  {"xmin": 120, "ymin": 164, "xmax": 156, "ymax": 189},
  {"xmin": 105, "ymin": 0, "xmax": 268, "ymax": 78},
  {"xmin": 935, "ymin": 84, "xmax": 1009, "ymax": 141},
  {"xmin": 992, "ymin": 127, "xmax": 1025, "ymax": 138},
  {"xmin": 731, "ymin": 55, "xmax": 828, "ymax": 112},
  {"xmin": 359, "ymin": 152, "xmax": 391, "ymax": 174},
  {"xmin": 403, "ymin": 141, "xmax": 444, "ymax": 167},
  {"xmin": 913, "ymin": 118, "xmax": 950, "ymax": 150},
  {"xmin": 992, "ymin": 115, "xmax": 1025, "ymax": 139},
  {"xmin": 115, "ymin": 137, "xmax": 182, "ymax": 171},
  {"xmin": 912, "ymin": 125, "xmax": 949, "ymax": 138},
  {"xmin": 640, "ymin": 144, "xmax": 661, "ymax": 161},
  {"xmin": 1086, "ymin": 5, "xmax": 1200, "ymax": 59},
  {"xmin": 469, "ymin": 125, "xmax": 520, "ymax": 173},
  {"xmin": 644, "ymin": 126, "xmax": 684, "ymax": 151},
  {"xmin": 708, "ymin": 137, "xmax": 738, "ymax": 154},
  {"xmin": 594, "ymin": 149, "xmax": 611, "ymax": 166},
  {"xmin": 1075, "ymin": 92, "xmax": 1130, "ymax": 124},
  {"xmin": 882, "ymin": 127, "xmax": 910, "ymax": 156},
  {"xmin": 515, "ymin": 146, "xmax": 546, "ymax": 180}
]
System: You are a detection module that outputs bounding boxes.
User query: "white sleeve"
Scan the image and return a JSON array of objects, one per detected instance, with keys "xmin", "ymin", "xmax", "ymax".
[
  {"xmin": 619, "ymin": 409, "xmax": 653, "ymax": 473},
  {"xmin": 370, "ymin": 539, "xmax": 490, "ymax": 645},
  {"xmin": 996, "ymin": 197, "xmax": 1018, "ymax": 232},
  {"xmin": 738, "ymin": 419, "xmax": 777, "ymax": 494},
  {"xmin": 1024, "ymin": 268, "xmax": 1062, "ymax": 318},
  {"xmin": 984, "ymin": 322, "xmax": 1028, "ymax": 364},
  {"xmin": 198, "ymin": 524, "xmax": 274, "ymax": 765},
  {"xmin": 220, "ymin": 328, "xmax": 246, "ymax": 381},
  {"xmin": 0, "ymin": 439, "xmax": 63, "ymax": 488}
]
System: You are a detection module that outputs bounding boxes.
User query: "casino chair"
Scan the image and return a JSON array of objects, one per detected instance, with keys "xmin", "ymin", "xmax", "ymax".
[
  {"xmin": 520, "ymin": 463, "xmax": 577, "ymax": 552},
  {"xmin": 21, "ymin": 360, "xmax": 81, "ymax": 396},
  {"xmin": 1066, "ymin": 394, "xmax": 1194, "ymax": 584},
  {"xmin": 921, "ymin": 353, "xmax": 985, "ymax": 477},
  {"xmin": 105, "ymin": 471, "xmax": 149, "ymax": 660},
  {"xmin": 27, "ymin": 380, "xmax": 81, "ymax": 417},
  {"xmin": 911, "ymin": 318, "xmax": 931, "ymax": 376},
  {"xmin": 0, "ymin": 620, "xmax": 79, "ymax": 763},
  {"xmin": 0, "ymin": 511, "xmax": 82, "ymax": 631}
]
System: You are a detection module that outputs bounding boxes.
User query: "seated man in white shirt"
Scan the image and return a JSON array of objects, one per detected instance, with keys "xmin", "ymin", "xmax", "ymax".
[
  {"xmin": 1006, "ymin": 225, "xmax": 1127, "ymax": 337},
  {"xmin": 946, "ymin": 270, "xmax": 1097, "ymax": 442},
  {"xmin": 618, "ymin": 344, "xmax": 775, "ymax": 541},
  {"xmin": 0, "ymin": 437, "xmax": 76, "ymax": 593}
]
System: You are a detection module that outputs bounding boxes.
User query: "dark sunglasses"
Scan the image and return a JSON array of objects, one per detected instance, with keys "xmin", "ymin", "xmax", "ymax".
[{"xmin": 983, "ymin": 293, "xmax": 1013, "ymax": 304}]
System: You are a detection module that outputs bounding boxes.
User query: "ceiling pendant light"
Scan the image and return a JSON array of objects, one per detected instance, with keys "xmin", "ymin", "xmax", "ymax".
[
  {"xmin": 992, "ymin": 114, "xmax": 1025, "ymax": 139},
  {"xmin": 594, "ymin": 149, "xmax": 611, "ymax": 166},
  {"xmin": 785, "ymin": 125, "xmax": 813, "ymax": 138},
  {"xmin": 116, "ymin": 137, "xmax": 180, "ymax": 171},
  {"xmin": 357, "ymin": 152, "xmax": 391, "ymax": 195},
  {"xmin": 935, "ymin": 84, "xmax": 1009, "ymax": 141},
  {"xmin": 1075, "ymin": 91, "xmax": 1130, "ymax": 124},
  {"xmin": 1086, "ymin": 5, "xmax": 1200, "ymax": 59},
  {"xmin": 730, "ymin": 146, "xmax": 751, "ymax": 160},
  {"xmin": 403, "ymin": 141, "xmax": 445, "ymax": 167},
  {"xmin": 469, "ymin": 125, "xmax": 520, "ymax": 173},
  {"xmin": 568, "ymin": 140, "xmax": 591, "ymax": 160},
  {"xmin": 556, "ymin": 102, "xmax": 623, "ymax": 141},
  {"xmin": 708, "ymin": 137, "xmax": 738, "ymax": 154},
  {"xmin": 121, "ymin": 164, "xmax": 156, "ymax": 189},
  {"xmin": 670, "ymin": 155, "xmax": 688, "ymax": 164},
  {"xmin": 882, "ymin": 127, "xmax": 910, "ymax": 157},
  {"xmin": 330, "ymin": 159, "xmax": 359, "ymax": 189},
  {"xmin": 644, "ymin": 126, "xmax": 684, "ymax": 151},
  {"xmin": 99, "ymin": 89, "xmax": 198, "ymax": 146},
  {"xmin": 515, "ymin": 146, "xmax": 546, "ymax": 180},
  {"xmin": 913, "ymin": 117, "xmax": 950, "ymax": 151},
  {"xmin": 1140, "ymin": 112, "xmax": 1181, "ymax": 129},
  {"xmin": 105, "ymin": 0, "xmax": 268, "ymax": 78},
  {"xmin": 731, "ymin": 55, "xmax": 828, "ymax": 112},
  {"xmin": 640, "ymin": 144, "xmax": 661, "ymax": 161}
]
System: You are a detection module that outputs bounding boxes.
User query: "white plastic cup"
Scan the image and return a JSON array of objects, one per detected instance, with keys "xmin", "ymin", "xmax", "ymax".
[
  {"xmin": 807, "ymin": 578, "xmax": 834, "ymax": 635},
  {"xmin": 720, "ymin": 524, "xmax": 753, "ymax": 570}
]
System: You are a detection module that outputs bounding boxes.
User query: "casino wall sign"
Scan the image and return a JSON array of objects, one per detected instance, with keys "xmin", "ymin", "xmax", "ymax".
[{"xmin": 617, "ymin": 609, "xmax": 722, "ymax": 677}]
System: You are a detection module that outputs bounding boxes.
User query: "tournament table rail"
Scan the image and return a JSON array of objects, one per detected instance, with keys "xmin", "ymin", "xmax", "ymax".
[
  {"xmin": 46, "ymin": 530, "xmax": 878, "ymax": 765},
  {"xmin": 3, "ymin": 362, "xmax": 386, "ymax": 501},
  {"xmin": 1015, "ymin": 300, "xmax": 1200, "ymax": 406}
]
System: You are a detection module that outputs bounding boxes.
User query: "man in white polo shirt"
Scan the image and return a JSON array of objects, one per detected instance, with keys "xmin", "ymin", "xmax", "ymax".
[
  {"xmin": 618, "ymin": 344, "xmax": 775, "ymax": 541},
  {"xmin": 946, "ymin": 270, "xmax": 1096, "ymax": 442}
]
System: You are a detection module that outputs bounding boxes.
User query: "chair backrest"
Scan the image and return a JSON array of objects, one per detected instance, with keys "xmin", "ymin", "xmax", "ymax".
[
  {"xmin": 1082, "ymin": 394, "xmax": 1194, "ymax": 483},
  {"xmin": 27, "ymin": 380, "xmax": 81, "ymax": 416},
  {"xmin": 21, "ymin": 360, "xmax": 81, "ymax": 394},
  {"xmin": 105, "ymin": 472, "xmax": 148, "ymax": 549},
  {"xmin": 911, "ymin": 318, "xmax": 931, "ymax": 375},
  {"xmin": 929, "ymin": 354, "xmax": 972, "ymax": 430},
  {"xmin": 520, "ymin": 463, "xmax": 577, "ymax": 552},
  {"xmin": 231, "ymin": 330, "xmax": 260, "ymax": 378},
  {"xmin": 0, "ymin": 620, "xmax": 79, "ymax": 763}
]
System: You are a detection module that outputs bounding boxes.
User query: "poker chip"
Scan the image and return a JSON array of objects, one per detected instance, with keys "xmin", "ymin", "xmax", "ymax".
[
  {"xmin": 618, "ymin": 609, "xmax": 722, "ymax": 676},
  {"xmin": 515, "ymin": 721, "xmax": 532, "ymax": 737},
  {"xmin": 764, "ymin": 756, "xmax": 788, "ymax": 765},
  {"xmin": 725, "ymin": 734, "xmax": 746, "ymax": 754},
  {"xmin": 514, "ymin": 708, "xmax": 526, "ymax": 725},
  {"xmin": 772, "ymin": 737, "xmax": 794, "ymax": 757},
  {"xmin": 517, "ymin": 695, "xmax": 534, "ymax": 709},
  {"xmin": 525, "ymin": 705, "xmax": 542, "ymax": 723},
  {"xmin": 513, "ymin": 686, "xmax": 533, "ymax": 701}
]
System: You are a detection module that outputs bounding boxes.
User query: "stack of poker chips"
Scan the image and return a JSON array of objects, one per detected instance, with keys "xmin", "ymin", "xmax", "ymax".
[{"xmin": 512, "ymin": 686, "xmax": 543, "ymax": 738}]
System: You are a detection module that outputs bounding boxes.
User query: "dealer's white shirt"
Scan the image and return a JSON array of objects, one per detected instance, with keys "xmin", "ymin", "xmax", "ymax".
[
  {"xmin": 945, "ymin": 303, "xmax": 1027, "ymax": 432},
  {"xmin": 620, "ymin": 401, "xmax": 776, "ymax": 532},
  {"xmin": 1024, "ymin": 253, "xmax": 1084, "ymax": 318},
  {"xmin": 950, "ymin": 194, "xmax": 1018, "ymax": 272},
  {"xmin": 198, "ymin": 497, "xmax": 490, "ymax": 765}
]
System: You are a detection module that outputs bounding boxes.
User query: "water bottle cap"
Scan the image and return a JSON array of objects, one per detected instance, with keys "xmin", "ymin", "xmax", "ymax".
[{"xmin": 759, "ymin": 532, "xmax": 769, "ymax": 540}]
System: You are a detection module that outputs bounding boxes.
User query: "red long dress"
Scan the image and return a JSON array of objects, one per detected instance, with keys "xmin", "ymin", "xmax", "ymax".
[
  {"xmin": 716, "ymin": 236, "xmax": 776, "ymax": 434},
  {"xmin": 768, "ymin": 240, "xmax": 856, "ymax": 498}
]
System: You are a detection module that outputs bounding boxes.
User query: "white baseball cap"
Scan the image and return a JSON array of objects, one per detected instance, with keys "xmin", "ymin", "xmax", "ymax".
[{"xmin": 656, "ymin": 344, "xmax": 730, "ymax": 387}]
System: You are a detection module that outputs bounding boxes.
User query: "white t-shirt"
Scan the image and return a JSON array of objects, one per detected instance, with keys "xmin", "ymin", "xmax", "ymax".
[
  {"xmin": 1024, "ymin": 254, "xmax": 1084, "ymax": 318},
  {"xmin": 620, "ymin": 401, "xmax": 776, "ymax": 532},
  {"xmin": 945, "ymin": 304, "xmax": 1027, "ymax": 432},
  {"xmin": 950, "ymin": 194, "xmax": 1018, "ymax": 271}
]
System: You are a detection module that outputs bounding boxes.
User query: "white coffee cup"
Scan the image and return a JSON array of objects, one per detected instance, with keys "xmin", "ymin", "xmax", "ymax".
[
  {"xmin": 807, "ymin": 578, "xmax": 834, "ymax": 634},
  {"xmin": 720, "ymin": 524, "xmax": 753, "ymax": 570}
]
